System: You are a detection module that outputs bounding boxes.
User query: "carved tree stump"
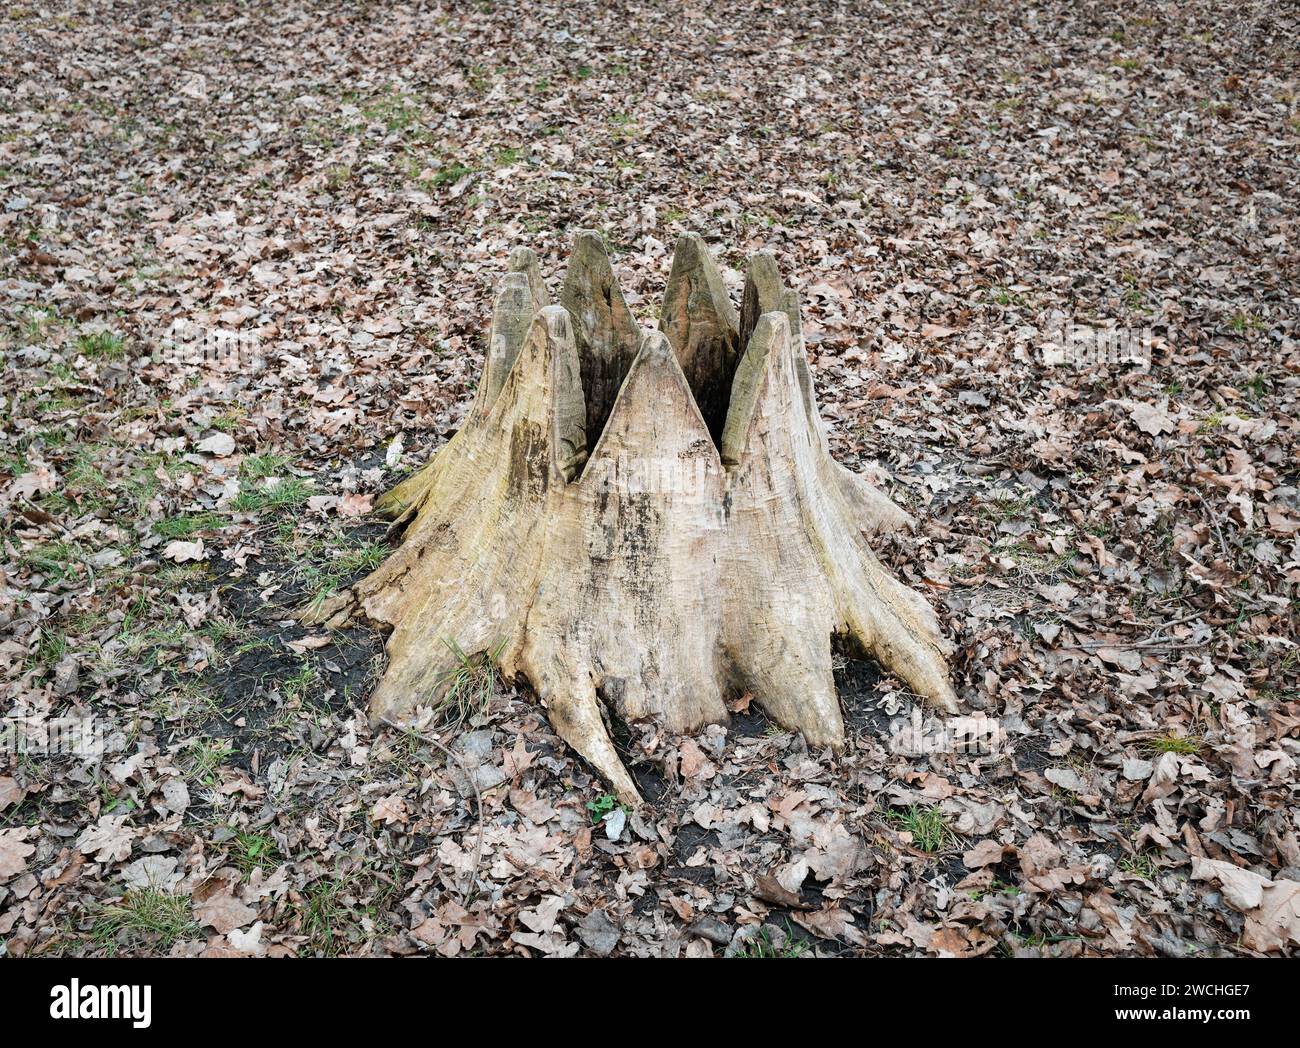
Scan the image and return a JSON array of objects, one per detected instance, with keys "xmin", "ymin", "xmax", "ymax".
[{"xmin": 307, "ymin": 233, "xmax": 957, "ymax": 802}]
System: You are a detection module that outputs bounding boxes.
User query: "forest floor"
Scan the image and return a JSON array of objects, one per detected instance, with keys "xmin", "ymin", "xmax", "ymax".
[{"xmin": 1, "ymin": 0, "xmax": 1297, "ymax": 957}]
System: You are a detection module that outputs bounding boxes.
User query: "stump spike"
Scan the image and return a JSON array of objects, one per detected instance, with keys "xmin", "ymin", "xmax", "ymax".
[
  {"xmin": 475, "ymin": 271, "xmax": 535, "ymax": 414},
  {"xmin": 660, "ymin": 233, "xmax": 741, "ymax": 445},
  {"xmin": 740, "ymin": 251, "xmax": 784, "ymax": 350},
  {"xmin": 725, "ymin": 312, "xmax": 956, "ymax": 718},
  {"xmin": 779, "ymin": 286, "xmax": 915, "ymax": 535},
  {"xmin": 507, "ymin": 246, "xmax": 549, "ymax": 312},
  {"xmin": 559, "ymin": 230, "xmax": 641, "ymax": 454},
  {"xmin": 376, "ymin": 249, "xmax": 550, "ymax": 521},
  {"xmin": 524, "ymin": 650, "xmax": 643, "ymax": 805}
]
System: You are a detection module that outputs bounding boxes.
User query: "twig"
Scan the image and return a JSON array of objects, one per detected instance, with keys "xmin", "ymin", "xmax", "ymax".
[
  {"xmin": 378, "ymin": 715, "xmax": 484, "ymax": 902},
  {"xmin": 1111, "ymin": 610, "xmax": 1206, "ymax": 632},
  {"xmin": 1071, "ymin": 639, "xmax": 1207, "ymax": 652}
]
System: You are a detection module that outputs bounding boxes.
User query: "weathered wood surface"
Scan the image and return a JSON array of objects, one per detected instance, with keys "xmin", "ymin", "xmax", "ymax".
[{"xmin": 307, "ymin": 233, "xmax": 956, "ymax": 802}]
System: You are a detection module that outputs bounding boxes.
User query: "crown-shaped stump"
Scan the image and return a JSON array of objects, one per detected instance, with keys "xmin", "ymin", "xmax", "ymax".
[{"xmin": 306, "ymin": 233, "xmax": 956, "ymax": 803}]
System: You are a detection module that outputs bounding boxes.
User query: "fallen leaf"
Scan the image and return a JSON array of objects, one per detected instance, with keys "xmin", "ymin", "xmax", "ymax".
[
  {"xmin": 162, "ymin": 538, "xmax": 206, "ymax": 562},
  {"xmin": 227, "ymin": 921, "xmax": 267, "ymax": 957},
  {"xmin": 518, "ymin": 895, "xmax": 564, "ymax": 935},
  {"xmin": 76, "ymin": 814, "xmax": 134, "ymax": 864},
  {"xmin": 0, "ymin": 777, "xmax": 24, "ymax": 810},
  {"xmin": 921, "ymin": 323, "xmax": 957, "ymax": 339},
  {"xmin": 370, "ymin": 793, "xmax": 408, "ymax": 826},
  {"xmin": 1129, "ymin": 400, "xmax": 1175, "ymax": 436},
  {"xmin": 121, "ymin": 855, "xmax": 181, "ymax": 891},
  {"xmin": 1191, "ymin": 858, "xmax": 1300, "ymax": 953},
  {"xmin": 285, "ymin": 633, "xmax": 331, "ymax": 653},
  {"xmin": 963, "ymin": 839, "xmax": 1011, "ymax": 869},
  {"xmin": 575, "ymin": 908, "xmax": 619, "ymax": 956},
  {"xmin": 197, "ymin": 432, "xmax": 236, "ymax": 456},
  {"xmin": 339, "ymin": 493, "xmax": 373, "ymax": 516},
  {"xmin": 194, "ymin": 891, "xmax": 258, "ymax": 934},
  {"xmin": 0, "ymin": 828, "xmax": 35, "ymax": 880}
]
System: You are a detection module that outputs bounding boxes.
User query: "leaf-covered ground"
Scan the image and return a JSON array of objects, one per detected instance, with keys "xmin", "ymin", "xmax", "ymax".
[{"xmin": 1, "ymin": 0, "xmax": 1297, "ymax": 957}]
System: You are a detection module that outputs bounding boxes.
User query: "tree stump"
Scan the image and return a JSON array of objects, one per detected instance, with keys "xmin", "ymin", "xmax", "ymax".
[{"xmin": 307, "ymin": 233, "xmax": 957, "ymax": 802}]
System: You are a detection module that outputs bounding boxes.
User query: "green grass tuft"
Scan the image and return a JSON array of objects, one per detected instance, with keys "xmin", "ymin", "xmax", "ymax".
[
  {"xmin": 92, "ymin": 890, "xmax": 200, "ymax": 955},
  {"xmin": 231, "ymin": 477, "xmax": 312, "ymax": 513},
  {"xmin": 431, "ymin": 638, "xmax": 504, "ymax": 730},
  {"xmin": 239, "ymin": 451, "xmax": 291, "ymax": 481},
  {"xmin": 154, "ymin": 511, "xmax": 224, "ymax": 540},
  {"xmin": 887, "ymin": 804, "xmax": 960, "ymax": 853},
  {"xmin": 231, "ymin": 830, "xmax": 282, "ymax": 876},
  {"xmin": 1145, "ymin": 733, "xmax": 1202, "ymax": 755},
  {"xmin": 1118, "ymin": 851, "xmax": 1161, "ymax": 879},
  {"xmin": 733, "ymin": 924, "xmax": 810, "ymax": 958},
  {"xmin": 77, "ymin": 330, "xmax": 126, "ymax": 359},
  {"xmin": 185, "ymin": 737, "xmax": 234, "ymax": 785}
]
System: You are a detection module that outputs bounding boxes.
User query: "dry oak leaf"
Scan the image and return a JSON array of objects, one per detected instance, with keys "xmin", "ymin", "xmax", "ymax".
[
  {"xmin": 338, "ymin": 493, "xmax": 373, "ymax": 517},
  {"xmin": 678, "ymin": 738, "xmax": 717, "ymax": 780},
  {"xmin": 801, "ymin": 821, "xmax": 871, "ymax": 883},
  {"xmin": 196, "ymin": 432, "xmax": 236, "ymax": 457},
  {"xmin": 1128, "ymin": 399, "xmax": 1176, "ymax": 436},
  {"xmin": 963, "ymin": 839, "xmax": 1013, "ymax": 869},
  {"xmin": 501, "ymin": 737, "xmax": 537, "ymax": 779},
  {"xmin": 575, "ymin": 908, "xmax": 620, "ymax": 957},
  {"xmin": 793, "ymin": 905, "xmax": 865, "ymax": 945},
  {"xmin": 370, "ymin": 793, "xmax": 408, "ymax": 826},
  {"xmin": 285, "ymin": 633, "xmax": 330, "ymax": 654},
  {"xmin": 511, "ymin": 930, "xmax": 579, "ymax": 957},
  {"xmin": 774, "ymin": 857, "xmax": 810, "ymax": 896},
  {"xmin": 76, "ymin": 813, "xmax": 134, "ymax": 864},
  {"xmin": 517, "ymin": 895, "xmax": 565, "ymax": 935},
  {"xmin": 0, "ymin": 827, "xmax": 35, "ymax": 880},
  {"xmin": 0, "ymin": 776, "xmax": 24, "ymax": 810},
  {"xmin": 155, "ymin": 777, "xmax": 191, "ymax": 816},
  {"xmin": 122, "ymin": 855, "xmax": 181, "ymax": 891},
  {"xmin": 226, "ymin": 921, "xmax": 267, "ymax": 957},
  {"xmin": 929, "ymin": 924, "xmax": 997, "ymax": 958},
  {"xmin": 1024, "ymin": 865, "xmax": 1092, "ymax": 894},
  {"xmin": 1017, "ymin": 832, "xmax": 1062, "ymax": 877},
  {"xmin": 194, "ymin": 890, "xmax": 258, "ymax": 934},
  {"xmin": 921, "ymin": 323, "xmax": 958, "ymax": 339},
  {"xmin": 1191, "ymin": 858, "xmax": 1300, "ymax": 953},
  {"xmin": 42, "ymin": 850, "xmax": 86, "ymax": 891},
  {"xmin": 162, "ymin": 538, "xmax": 206, "ymax": 563},
  {"xmin": 7, "ymin": 467, "xmax": 57, "ymax": 500},
  {"xmin": 755, "ymin": 872, "xmax": 807, "ymax": 909},
  {"xmin": 508, "ymin": 787, "xmax": 556, "ymax": 825}
]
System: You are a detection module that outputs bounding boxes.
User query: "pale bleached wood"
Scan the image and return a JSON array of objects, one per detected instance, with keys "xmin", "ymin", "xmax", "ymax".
[
  {"xmin": 559, "ymin": 230, "xmax": 640, "ymax": 454},
  {"xmin": 507, "ymin": 246, "xmax": 549, "ymax": 313},
  {"xmin": 660, "ymin": 233, "xmax": 740, "ymax": 444},
  {"xmin": 307, "ymin": 237, "xmax": 957, "ymax": 804},
  {"xmin": 723, "ymin": 313, "xmax": 956, "ymax": 732},
  {"xmin": 779, "ymin": 286, "xmax": 914, "ymax": 536},
  {"xmin": 740, "ymin": 251, "xmax": 783, "ymax": 350},
  {"xmin": 375, "ymin": 246, "xmax": 550, "ymax": 521}
]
